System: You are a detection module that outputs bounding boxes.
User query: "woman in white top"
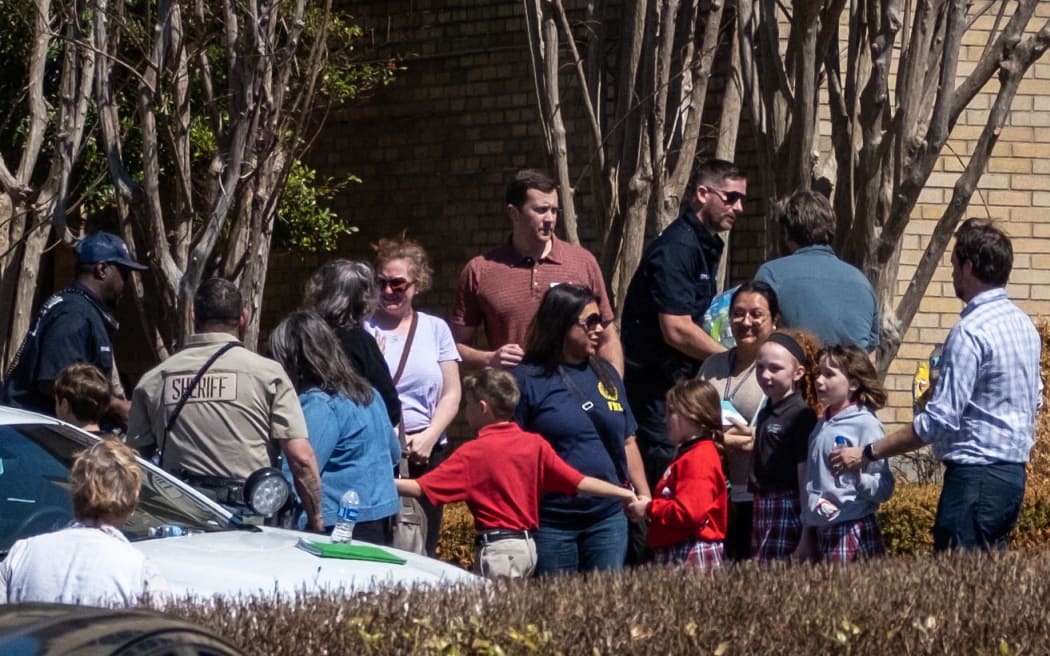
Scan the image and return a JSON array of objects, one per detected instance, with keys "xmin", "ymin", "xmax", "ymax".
[
  {"xmin": 0, "ymin": 439, "xmax": 167, "ymax": 606},
  {"xmin": 365, "ymin": 236, "xmax": 462, "ymax": 556},
  {"xmin": 697, "ymin": 281, "xmax": 780, "ymax": 560}
]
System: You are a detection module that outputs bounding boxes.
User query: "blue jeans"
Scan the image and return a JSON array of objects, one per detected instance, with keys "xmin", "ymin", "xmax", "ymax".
[
  {"xmin": 534, "ymin": 512, "xmax": 628, "ymax": 576},
  {"xmin": 933, "ymin": 462, "xmax": 1026, "ymax": 552}
]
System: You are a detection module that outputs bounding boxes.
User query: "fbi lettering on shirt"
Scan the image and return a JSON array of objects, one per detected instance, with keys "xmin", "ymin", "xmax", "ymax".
[
  {"xmin": 598, "ymin": 381, "xmax": 623, "ymax": 412},
  {"xmin": 164, "ymin": 373, "xmax": 238, "ymax": 404}
]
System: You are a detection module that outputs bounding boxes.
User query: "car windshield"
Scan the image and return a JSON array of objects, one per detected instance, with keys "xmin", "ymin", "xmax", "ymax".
[{"xmin": 0, "ymin": 422, "xmax": 236, "ymax": 555}]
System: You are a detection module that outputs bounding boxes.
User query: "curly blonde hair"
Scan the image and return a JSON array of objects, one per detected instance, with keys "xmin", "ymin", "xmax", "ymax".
[
  {"xmin": 372, "ymin": 236, "xmax": 433, "ymax": 293},
  {"xmin": 71, "ymin": 439, "xmax": 142, "ymax": 524}
]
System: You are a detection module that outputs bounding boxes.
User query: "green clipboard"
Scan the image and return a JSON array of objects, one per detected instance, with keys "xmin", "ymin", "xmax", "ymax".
[{"xmin": 297, "ymin": 538, "xmax": 407, "ymax": 565}]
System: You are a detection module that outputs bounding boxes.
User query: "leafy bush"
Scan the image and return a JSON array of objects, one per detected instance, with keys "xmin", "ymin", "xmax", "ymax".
[{"xmin": 164, "ymin": 550, "xmax": 1050, "ymax": 655}]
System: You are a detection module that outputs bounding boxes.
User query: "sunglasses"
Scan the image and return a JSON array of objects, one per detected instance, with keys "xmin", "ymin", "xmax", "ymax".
[
  {"xmin": 702, "ymin": 186, "xmax": 746, "ymax": 206},
  {"xmin": 376, "ymin": 276, "xmax": 414, "ymax": 293},
  {"xmin": 576, "ymin": 312, "xmax": 603, "ymax": 331}
]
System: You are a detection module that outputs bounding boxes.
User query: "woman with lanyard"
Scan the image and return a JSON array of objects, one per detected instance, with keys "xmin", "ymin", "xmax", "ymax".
[
  {"xmin": 697, "ymin": 281, "xmax": 780, "ymax": 560},
  {"xmin": 513, "ymin": 284, "xmax": 651, "ymax": 575},
  {"xmin": 365, "ymin": 236, "xmax": 461, "ymax": 557}
]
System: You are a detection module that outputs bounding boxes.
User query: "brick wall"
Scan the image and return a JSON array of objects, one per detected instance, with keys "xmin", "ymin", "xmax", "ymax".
[{"xmin": 266, "ymin": 2, "xmax": 1050, "ymax": 433}]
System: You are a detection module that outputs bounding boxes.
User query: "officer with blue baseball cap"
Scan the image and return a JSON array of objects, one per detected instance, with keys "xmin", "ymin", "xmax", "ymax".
[{"xmin": 1, "ymin": 232, "xmax": 147, "ymax": 424}]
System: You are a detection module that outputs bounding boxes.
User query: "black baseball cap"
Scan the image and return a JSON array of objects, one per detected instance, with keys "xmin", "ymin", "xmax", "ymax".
[{"xmin": 74, "ymin": 232, "xmax": 148, "ymax": 271}]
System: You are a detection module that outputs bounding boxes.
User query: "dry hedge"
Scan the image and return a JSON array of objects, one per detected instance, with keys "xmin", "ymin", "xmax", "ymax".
[{"xmin": 165, "ymin": 550, "xmax": 1050, "ymax": 655}]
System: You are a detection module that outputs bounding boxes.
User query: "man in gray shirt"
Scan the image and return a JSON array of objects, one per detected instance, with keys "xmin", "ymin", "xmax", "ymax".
[{"xmin": 755, "ymin": 190, "xmax": 879, "ymax": 352}]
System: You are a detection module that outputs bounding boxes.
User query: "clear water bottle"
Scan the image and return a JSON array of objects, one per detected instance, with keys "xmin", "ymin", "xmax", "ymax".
[
  {"xmin": 331, "ymin": 489, "xmax": 360, "ymax": 543},
  {"xmin": 148, "ymin": 524, "xmax": 186, "ymax": 538},
  {"xmin": 833, "ymin": 436, "xmax": 856, "ymax": 487}
]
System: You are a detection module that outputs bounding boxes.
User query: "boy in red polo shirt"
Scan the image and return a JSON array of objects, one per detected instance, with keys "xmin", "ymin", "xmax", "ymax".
[{"xmin": 396, "ymin": 367, "xmax": 637, "ymax": 578}]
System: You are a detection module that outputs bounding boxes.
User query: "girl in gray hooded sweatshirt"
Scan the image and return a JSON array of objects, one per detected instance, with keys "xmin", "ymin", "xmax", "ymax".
[{"xmin": 798, "ymin": 344, "xmax": 894, "ymax": 562}]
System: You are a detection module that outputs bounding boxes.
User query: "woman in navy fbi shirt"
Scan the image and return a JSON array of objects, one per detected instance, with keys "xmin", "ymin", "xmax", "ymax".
[{"xmin": 513, "ymin": 284, "xmax": 652, "ymax": 575}]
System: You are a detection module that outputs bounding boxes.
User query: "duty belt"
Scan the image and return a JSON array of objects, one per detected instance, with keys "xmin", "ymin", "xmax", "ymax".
[{"xmin": 179, "ymin": 470, "xmax": 247, "ymax": 507}]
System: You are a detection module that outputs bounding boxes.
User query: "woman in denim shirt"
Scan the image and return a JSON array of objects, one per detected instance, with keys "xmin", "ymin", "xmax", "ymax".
[{"xmin": 270, "ymin": 311, "xmax": 401, "ymax": 545}]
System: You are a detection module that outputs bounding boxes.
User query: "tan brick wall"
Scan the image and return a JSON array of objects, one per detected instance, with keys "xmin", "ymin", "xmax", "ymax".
[{"xmin": 270, "ymin": 1, "xmax": 1049, "ymax": 434}]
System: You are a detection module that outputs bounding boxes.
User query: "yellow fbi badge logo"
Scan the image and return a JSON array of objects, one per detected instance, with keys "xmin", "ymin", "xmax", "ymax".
[{"xmin": 598, "ymin": 381, "xmax": 623, "ymax": 412}]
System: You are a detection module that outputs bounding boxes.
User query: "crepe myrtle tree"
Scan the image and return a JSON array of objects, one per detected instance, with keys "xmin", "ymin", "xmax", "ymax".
[
  {"xmin": 0, "ymin": 0, "xmax": 387, "ymax": 371},
  {"xmin": 525, "ymin": 0, "xmax": 1049, "ymax": 376},
  {"xmin": 93, "ymin": 0, "xmax": 390, "ymax": 355}
]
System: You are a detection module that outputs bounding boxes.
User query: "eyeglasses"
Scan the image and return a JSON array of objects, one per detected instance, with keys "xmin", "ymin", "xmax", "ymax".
[
  {"xmin": 576, "ymin": 312, "xmax": 603, "ymax": 331},
  {"xmin": 702, "ymin": 186, "xmax": 746, "ymax": 206},
  {"xmin": 730, "ymin": 309, "xmax": 769, "ymax": 322},
  {"xmin": 376, "ymin": 277, "xmax": 414, "ymax": 294}
]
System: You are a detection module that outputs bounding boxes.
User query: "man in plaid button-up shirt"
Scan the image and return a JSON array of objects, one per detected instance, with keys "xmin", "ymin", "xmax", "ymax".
[{"xmin": 832, "ymin": 218, "xmax": 1042, "ymax": 551}]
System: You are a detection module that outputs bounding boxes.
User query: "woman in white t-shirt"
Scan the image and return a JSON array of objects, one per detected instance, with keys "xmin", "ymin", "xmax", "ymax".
[
  {"xmin": 0, "ymin": 439, "xmax": 167, "ymax": 606},
  {"xmin": 697, "ymin": 281, "xmax": 780, "ymax": 561},
  {"xmin": 365, "ymin": 237, "xmax": 462, "ymax": 556}
]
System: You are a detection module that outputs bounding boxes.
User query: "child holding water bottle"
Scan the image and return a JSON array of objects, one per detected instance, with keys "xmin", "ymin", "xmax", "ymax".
[{"xmin": 798, "ymin": 344, "xmax": 894, "ymax": 562}]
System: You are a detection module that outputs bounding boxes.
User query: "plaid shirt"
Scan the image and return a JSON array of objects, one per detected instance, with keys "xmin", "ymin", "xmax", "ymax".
[{"xmin": 914, "ymin": 288, "xmax": 1043, "ymax": 465}]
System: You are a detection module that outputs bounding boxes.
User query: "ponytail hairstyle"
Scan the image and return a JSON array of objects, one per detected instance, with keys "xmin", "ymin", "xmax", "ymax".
[
  {"xmin": 818, "ymin": 344, "xmax": 887, "ymax": 411},
  {"xmin": 665, "ymin": 379, "xmax": 724, "ymax": 443},
  {"xmin": 766, "ymin": 328, "xmax": 823, "ymax": 412}
]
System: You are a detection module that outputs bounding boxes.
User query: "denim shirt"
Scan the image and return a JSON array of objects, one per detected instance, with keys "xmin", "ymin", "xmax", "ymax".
[{"xmin": 284, "ymin": 387, "xmax": 401, "ymax": 526}]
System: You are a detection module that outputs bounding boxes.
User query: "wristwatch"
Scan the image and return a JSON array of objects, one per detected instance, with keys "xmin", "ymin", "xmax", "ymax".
[{"xmin": 863, "ymin": 443, "xmax": 878, "ymax": 462}]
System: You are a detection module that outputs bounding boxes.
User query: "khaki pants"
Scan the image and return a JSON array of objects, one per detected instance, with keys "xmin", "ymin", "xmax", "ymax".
[{"xmin": 473, "ymin": 537, "xmax": 537, "ymax": 579}]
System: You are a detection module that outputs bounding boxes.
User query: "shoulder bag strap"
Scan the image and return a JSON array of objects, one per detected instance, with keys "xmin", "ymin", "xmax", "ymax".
[
  {"xmin": 557, "ymin": 362, "xmax": 629, "ymax": 485},
  {"xmin": 389, "ymin": 312, "xmax": 418, "ymax": 476},
  {"xmin": 390, "ymin": 311, "xmax": 418, "ymax": 386},
  {"xmin": 157, "ymin": 341, "xmax": 241, "ymax": 469}
]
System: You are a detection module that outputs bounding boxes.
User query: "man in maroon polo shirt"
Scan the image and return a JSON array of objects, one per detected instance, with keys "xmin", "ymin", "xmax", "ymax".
[{"xmin": 452, "ymin": 169, "xmax": 623, "ymax": 373}]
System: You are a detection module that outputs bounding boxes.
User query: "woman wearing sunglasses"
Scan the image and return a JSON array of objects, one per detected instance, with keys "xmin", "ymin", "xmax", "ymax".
[
  {"xmin": 512, "ymin": 284, "xmax": 651, "ymax": 575},
  {"xmin": 365, "ymin": 236, "xmax": 462, "ymax": 557}
]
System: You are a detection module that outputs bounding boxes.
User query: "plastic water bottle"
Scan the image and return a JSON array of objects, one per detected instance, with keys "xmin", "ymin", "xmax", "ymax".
[
  {"xmin": 331, "ymin": 489, "xmax": 360, "ymax": 543},
  {"xmin": 833, "ymin": 436, "xmax": 856, "ymax": 487},
  {"xmin": 148, "ymin": 524, "xmax": 186, "ymax": 538}
]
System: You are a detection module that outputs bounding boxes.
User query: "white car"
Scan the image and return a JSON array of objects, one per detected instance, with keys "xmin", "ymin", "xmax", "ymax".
[{"xmin": 0, "ymin": 407, "xmax": 477, "ymax": 597}]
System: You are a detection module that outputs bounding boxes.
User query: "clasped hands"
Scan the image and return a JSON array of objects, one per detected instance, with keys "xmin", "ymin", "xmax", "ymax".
[{"xmin": 624, "ymin": 494, "xmax": 650, "ymax": 523}]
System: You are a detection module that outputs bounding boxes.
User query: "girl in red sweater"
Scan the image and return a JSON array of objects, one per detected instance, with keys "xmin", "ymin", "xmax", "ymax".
[{"xmin": 627, "ymin": 379, "xmax": 728, "ymax": 569}]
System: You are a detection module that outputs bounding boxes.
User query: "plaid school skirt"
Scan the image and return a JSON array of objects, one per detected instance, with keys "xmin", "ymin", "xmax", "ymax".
[
  {"xmin": 751, "ymin": 491, "xmax": 802, "ymax": 563},
  {"xmin": 652, "ymin": 539, "xmax": 725, "ymax": 570},
  {"xmin": 817, "ymin": 514, "xmax": 886, "ymax": 563}
]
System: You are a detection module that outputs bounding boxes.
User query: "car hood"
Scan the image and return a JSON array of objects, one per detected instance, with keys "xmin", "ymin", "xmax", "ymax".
[{"xmin": 134, "ymin": 527, "xmax": 478, "ymax": 598}]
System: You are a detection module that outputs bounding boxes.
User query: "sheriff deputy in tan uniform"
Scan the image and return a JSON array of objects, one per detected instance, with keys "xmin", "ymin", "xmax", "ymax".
[{"xmin": 126, "ymin": 278, "xmax": 324, "ymax": 531}]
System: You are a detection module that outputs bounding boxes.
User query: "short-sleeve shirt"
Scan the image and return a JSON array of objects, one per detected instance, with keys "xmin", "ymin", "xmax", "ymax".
[
  {"xmin": 126, "ymin": 333, "xmax": 308, "ymax": 479},
  {"xmin": 512, "ymin": 360, "xmax": 636, "ymax": 528},
  {"xmin": 0, "ymin": 525, "xmax": 167, "ymax": 606},
  {"xmin": 365, "ymin": 312, "xmax": 461, "ymax": 435},
  {"xmin": 620, "ymin": 209, "xmax": 724, "ymax": 384},
  {"xmin": 416, "ymin": 422, "xmax": 585, "ymax": 531},
  {"xmin": 749, "ymin": 393, "xmax": 817, "ymax": 494},
  {"xmin": 754, "ymin": 245, "xmax": 880, "ymax": 351},
  {"xmin": 1, "ymin": 284, "xmax": 118, "ymax": 415},
  {"xmin": 697, "ymin": 349, "xmax": 766, "ymax": 502},
  {"xmin": 452, "ymin": 237, "xmax": 615, "ymax": 349}
]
